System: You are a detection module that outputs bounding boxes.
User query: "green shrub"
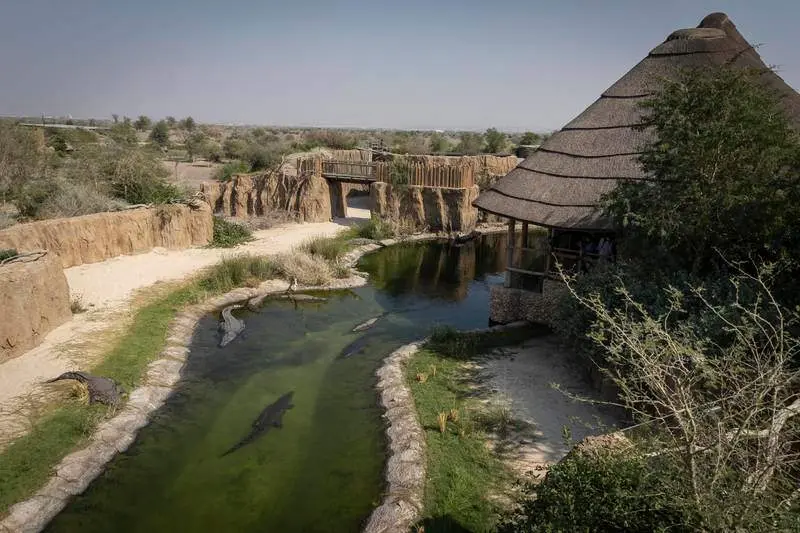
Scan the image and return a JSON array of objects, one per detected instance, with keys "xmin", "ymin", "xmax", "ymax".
[
  {"xmin": 498, "ymin": 450, "xmax": 700, "ymax": 533},
  {"xmin": 209, "ymin": 217, "xmax": 254, "ymax": 248},
  {"xmin": 350, "ymin": 216, "xmax": 394, "ymax": 240},
  {"xmin": 198, "ymin": 255, "xmax": 277, "ymax": 293},
  {"xmin": 298, "ymin": 234, "xmax": 351, "ymax": 262},
  {"xmin": 213, "ymin": 160, "xmax": 251, "ymax": 182},
  {"xmin": 0, "ymin": 248, "xmax": 18, "ymax": 262}
]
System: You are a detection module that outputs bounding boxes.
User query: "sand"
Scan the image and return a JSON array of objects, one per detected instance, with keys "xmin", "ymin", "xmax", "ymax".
[
  {"xmin": 0, "ymin": 219, "xmax": 353, "ymax": 448},
  {"xmin": 480, "ymin": 335, "xmax": 624, "ymax": 476}
]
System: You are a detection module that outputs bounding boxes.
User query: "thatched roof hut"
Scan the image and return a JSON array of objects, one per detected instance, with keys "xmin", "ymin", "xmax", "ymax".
[{"xmin": 474, "ymin": 12, "xmax": 800, "ymax": 232}]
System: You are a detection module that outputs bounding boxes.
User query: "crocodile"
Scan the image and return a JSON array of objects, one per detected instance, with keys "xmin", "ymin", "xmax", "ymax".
[
  {"xmin": 221, "ymin": 391, "xmax": 294, "ymax": 457},
  {"xmin": 219, "ymin": 304, "xmax": 245, "ymax": 347},
  {"xmin": 45, "ymin": 371, "xmax": 124, "ymax": 406}
]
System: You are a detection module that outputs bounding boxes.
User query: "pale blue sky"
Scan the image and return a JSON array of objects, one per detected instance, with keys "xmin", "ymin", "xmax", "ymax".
[{"xmin": 0, "ymin": 1, "xmax": 797, "ymax": 131}]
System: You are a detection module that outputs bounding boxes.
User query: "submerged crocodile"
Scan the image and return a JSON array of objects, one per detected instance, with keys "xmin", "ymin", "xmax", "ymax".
[
  {"xmin": 351, "ymin": 312, "xmax": 388, "ymax": 333},
  {"xmin": 219, "ymin": 304, "xmax": 245, "ymax": 347},
  {"xmin": 221, "ymin": 391, "xmax": 295, "ymax": 457},
  {"xmin": 45, "ymin": 371, "xmax": 124, "ymax": 406}
]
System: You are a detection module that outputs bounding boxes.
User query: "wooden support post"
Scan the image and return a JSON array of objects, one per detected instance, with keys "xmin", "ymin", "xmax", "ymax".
[
  {"xmin": 505, "ymin": 218, "xmax": 516, "ymax": 288},
  {"xmin": 521, "ymin": 221, "xmax": 529, "ymax": 243}
]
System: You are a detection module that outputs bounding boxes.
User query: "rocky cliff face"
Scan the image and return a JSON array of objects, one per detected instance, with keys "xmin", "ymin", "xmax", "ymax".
[
  {"xmin": 370, "ymin": 183, "xmax": 479, "ymax": 233},
  {"xmin": 200, "ymin": 173, "xmax": 332, "ymax": 222},
  {"xmin": 0, "ymin": 253, "xmax": 71, "ymax": 363},
  {"xmin": 0, "ymin": 205, "xmax": 213, "ymax": 269}
]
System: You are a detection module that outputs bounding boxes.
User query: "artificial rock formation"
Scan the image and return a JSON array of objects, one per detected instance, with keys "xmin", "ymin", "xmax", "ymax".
[
  {"xmin": 370, "ymin": 182, "xmax": 480, "ymax": 233},
  {"xmin": 0, "ymin": 205, "xmax": 213, "ymax": 269},
  {"xmin": 200, "ymin": 173, "xmax": 333, "ymax": 222},
  {"xmin": 0, "ymin": 252, "xmax": 71, "ymax": 363}
]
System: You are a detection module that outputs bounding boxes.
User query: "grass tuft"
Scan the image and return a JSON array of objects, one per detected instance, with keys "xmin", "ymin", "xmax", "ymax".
[
  {"xmin": 70, "ymin": 296, "xmax": 87, "ymax": 314},
  {"xmin": 209, "ymin": 217, "xmax": 254, "ymax": 248},
  {"xmin": 298, "ymin": 234, "xmax": 352, "ymax": 262},
  {"xmin": 197, "ymin": 254, "xmax": 277, "ymax": 293},
  {"xmin": 345, "ymin": 216, "xmax": 395, "ymax": 241}
]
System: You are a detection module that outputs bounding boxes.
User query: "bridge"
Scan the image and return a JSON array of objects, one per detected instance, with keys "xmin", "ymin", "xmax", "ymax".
[{"xmin": 299, "ymin": 159, "xmax": 475, "ymax": 188}]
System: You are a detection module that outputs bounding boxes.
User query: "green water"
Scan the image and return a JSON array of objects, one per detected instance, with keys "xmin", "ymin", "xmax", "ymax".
[{"xmin": 47, "ymin": 235, "xmax": 510, "ymax": 533}]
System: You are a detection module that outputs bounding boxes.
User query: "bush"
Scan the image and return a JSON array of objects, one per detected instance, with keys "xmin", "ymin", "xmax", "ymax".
[
  {"xmin": 198, "ymin": 254, "xmax": 278, "ymax": 294},
  {"xmin": 209, "ymin": 217, "xmax": 254, "ymax": 248},
  {"xmin": 351, "ymin": 216, "xmax": 394, "ymax": 240},
  {"xmin": 0, "ymin": 248, "xmax": 18, "ymax": 262},
  {"xmin": 36, "ymin": 181, "xmax": 126, "ymax": 219},
  {"xmin": 213, "ymin": 160, "xmax": 251, "ymax": 182},
  {"xmin": 298, "ymin": 234, "xmax": 351, "ymax": 262},
  {"xmin": 499, "ymin": 449, "xmax": 700, "ymax": 533},
  {"xmin": 271, "ymin": 251, "xmax": 334, "ymax": 286}
]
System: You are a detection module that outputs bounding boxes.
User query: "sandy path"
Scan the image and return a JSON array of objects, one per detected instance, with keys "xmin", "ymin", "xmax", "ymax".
[
  {"xmin": 481, "ymin": 335, "xmax": 624, "ymax": 475},
  {"xmin": 67, "ymin": 221, "xmax": 347, "ymax": 310},
  {"xmin": 0, "ymin": 220, "xmax": 352, "ymax": 448}
]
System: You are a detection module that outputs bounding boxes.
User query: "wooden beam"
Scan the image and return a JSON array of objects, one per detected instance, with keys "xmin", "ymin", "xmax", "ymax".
[
  {"xmin": 521, "ymin": 221, "xmax": 529, "ymax": 250},
  {"xmin": 505, "ymin": 218, "xmax": 516, "ymax": 288}
]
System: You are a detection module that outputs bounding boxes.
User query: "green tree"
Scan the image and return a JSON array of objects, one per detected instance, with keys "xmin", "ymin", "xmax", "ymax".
[
  {"xmin": 108, "ymin": 123, "xmax": 137, "ymax": 145},
  {"xmin": 134, "ymin": 115, "xmax": 151, "ymax": 131},
  {"xmin": 148, "ymin": 120, "xmax": 170, "ymax": 147},
  {"xmin": 484, "ymin": 127, "xmax": 507, "ymax": 153},
  {"xmin": 429, "ymin": 132, "xmax": 448, "ymax": 153},
  {"xmin": 179, "ymin": 116, "xmax": 196, "ymax": 131},
  {"xmin": 604, "ymin": 66, "xmax": 800, "ymax": 278},
  {"xmin": 454, "ymin": 132, "xmax": 484, "ymax": 155},
  {"xmin": 519, "ymin": 131, "xmax": 540, "ymax": 145},
  {"xmin": 184, "ymin": 131, "xmax": 207, "ymax": 160},
  {"xmin": 165, "ymin": 116, "xmax": 177, "ymax": 127},
  {"xmin": 111, "ymin": 114, "xmax": 119, "ymax": 124}
]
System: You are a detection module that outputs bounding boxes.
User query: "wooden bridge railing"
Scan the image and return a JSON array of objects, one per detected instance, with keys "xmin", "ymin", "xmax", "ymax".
[{"xmin": 297, "ymin": 158, "xmax": 475, "ymax": 189}]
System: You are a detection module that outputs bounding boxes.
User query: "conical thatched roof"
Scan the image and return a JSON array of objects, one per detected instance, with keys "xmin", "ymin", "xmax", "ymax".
[{"xmin": 474, "ymin": 13, "xmax": 800, "ymax": 231}]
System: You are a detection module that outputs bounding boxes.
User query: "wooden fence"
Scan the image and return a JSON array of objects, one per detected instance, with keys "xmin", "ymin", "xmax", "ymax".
[
  {"xmin": 405, "ymin": 165, "xmax": 474, "ymax": 188},
  {"xmin": 297, "ymin": 158, "xmax": 475, "ymax": 189}
]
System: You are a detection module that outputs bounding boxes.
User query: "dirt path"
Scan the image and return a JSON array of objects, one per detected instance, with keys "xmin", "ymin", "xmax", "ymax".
[
  {"xmin": 67, "ymin": 221, "xmax": 347, "ymax": 310},
  {"xmin": 0, "ymin": 219, "xmax": 352, "ymax": 449}
]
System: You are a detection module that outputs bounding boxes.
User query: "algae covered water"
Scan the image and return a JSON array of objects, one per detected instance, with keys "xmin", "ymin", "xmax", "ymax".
[{"xmin": 47, "ymin": 235, "xmax": 509, "ymax": 533}]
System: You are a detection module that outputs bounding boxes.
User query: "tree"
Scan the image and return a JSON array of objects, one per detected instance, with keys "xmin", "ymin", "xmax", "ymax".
[
  {"xmin": 519, "ymin": 131, "xmax": 540, "ymax": 145},
  {"xmin": 179, "ymin": 116, "xmax": 196, "ymax": 131},
  {"xmin": 149, "ymin": 120, "xmax": 170, "ymax": 147},
  {"xmin": 553, "ymin": 267, "xmax": 800, "ymax": 531},
  {"xmin": 429, "ymin": 132, "xmax": 449, "ymax": 153},
  {"xmin": 111, "ymin": 114, "xmax": 119, "ymax": 124},
  {"xmin": 184, "ymin": 131, "xmax": 207, "ymax": 160},
  {"xmin": 134, "ymin": 115, "xmax": 151, "ymax": 131},
  {"xmin": 108, "ymin": 123, "xmax": 137, "ymax": 145},
  {"xmin": 165, "ymin": 116, "xmax": 177, "ymax": 127},
  {"xmin": 454, "ymin": 132, "xmax": 484, "ymax": 155},
  {"xmin": 604, "ymin": 67, "xmax": 800, "ymax": 278},
  {"xmin": 484, "ymin": 127, "xmax": 507, "ymax": 153}
]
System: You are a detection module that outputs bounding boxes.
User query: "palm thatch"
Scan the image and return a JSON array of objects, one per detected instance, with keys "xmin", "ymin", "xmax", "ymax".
[{"xmin": 474, "ymin": 12, "xmax": 800, "ymax": 231}]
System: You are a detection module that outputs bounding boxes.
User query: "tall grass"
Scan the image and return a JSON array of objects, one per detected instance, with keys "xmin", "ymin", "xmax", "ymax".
[
  {"xmin": 197, "ymin": 255, "xmax": 277, "ymax": 293},
  {"xmin": 298, "ymin": 234, "xmax": 352, "ymax": 262},
  {"xmin": 346, "ymin": 216, "xmax": 395, "ymax": 241}
]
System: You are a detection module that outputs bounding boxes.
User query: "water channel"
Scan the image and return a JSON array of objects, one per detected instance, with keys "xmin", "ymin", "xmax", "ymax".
[{"xmin": 47, "ymin": 234, "xmax": 511, "ymax": 532}]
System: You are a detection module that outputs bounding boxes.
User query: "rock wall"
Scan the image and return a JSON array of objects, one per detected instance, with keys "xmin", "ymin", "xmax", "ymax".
[
  {"xmin": 370, "ymin": 182, "xmax": 479, "ymax": 233},
  {"xmin": 0, "ymin": 253, "xmax": 71, "ymax": 363},
  {"xmin": 0, "ymin": 205, "xmax": 213, "ymax": 269},
  {"xmin": 200, "ymin": 173, "xmax": 332, "ymax": 222},
  {"xmin": 489, "ymin": 279, "xmax": 568, "ymax": 328}
]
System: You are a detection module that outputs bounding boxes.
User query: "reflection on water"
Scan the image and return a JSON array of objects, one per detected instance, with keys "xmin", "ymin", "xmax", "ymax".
[{"xmin": 47, "ymin": 233, "xmax": 517, "ymax": 533}]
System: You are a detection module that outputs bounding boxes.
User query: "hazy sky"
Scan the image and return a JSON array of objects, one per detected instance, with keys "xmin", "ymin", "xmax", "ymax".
[{"xmin": 1, "ymin": 1, "xmax": 797, "ymax": 131}]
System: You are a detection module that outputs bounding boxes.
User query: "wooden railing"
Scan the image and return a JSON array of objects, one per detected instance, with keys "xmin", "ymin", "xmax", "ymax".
[
  {"xmin": 321, "ymin": 161, "xmax": 388, "ymax": 181},
  {"xmin": 298, "ymin": 158, "xmax": 475, "ymax": 189}
]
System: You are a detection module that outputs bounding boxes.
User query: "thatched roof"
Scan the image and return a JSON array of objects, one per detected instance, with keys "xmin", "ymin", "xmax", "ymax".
[{"xmin": 474, "ymin": 12, "xmax": 800, "ymax": 231}]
